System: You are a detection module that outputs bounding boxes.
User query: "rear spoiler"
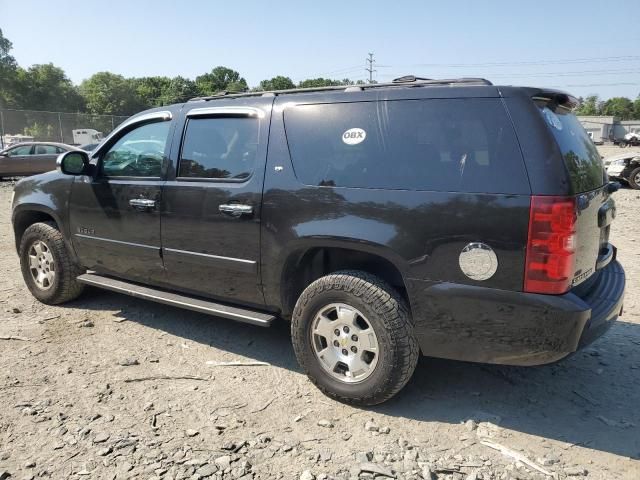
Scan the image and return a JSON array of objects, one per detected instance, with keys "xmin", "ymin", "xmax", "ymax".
[{"xmin": 531, "ymin": 89, "xmax": 579, "ymax": 110}]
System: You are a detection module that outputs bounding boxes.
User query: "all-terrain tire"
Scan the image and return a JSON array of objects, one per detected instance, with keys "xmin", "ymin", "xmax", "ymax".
[
  {"xmin": 291, "ymin": 270, "xmax": 419, "ymax": 406},
  {"xmin": 19, "ymin": 221, "xmax": 85, "ymax": 304},
  {"xmin": 628, "ymin": 167, "xmax": 640, "ymax": 189}
]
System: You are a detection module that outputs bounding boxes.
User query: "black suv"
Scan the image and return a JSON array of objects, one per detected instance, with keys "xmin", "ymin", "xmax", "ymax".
[{"xmin": 11, "ymin": 77, "xmax": 625, "ymax": 405}]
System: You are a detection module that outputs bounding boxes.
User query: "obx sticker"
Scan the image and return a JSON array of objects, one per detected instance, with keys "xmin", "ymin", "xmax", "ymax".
[{"xmin": 342, "ymin": 128, "xmax": 366, "ymax": 145}]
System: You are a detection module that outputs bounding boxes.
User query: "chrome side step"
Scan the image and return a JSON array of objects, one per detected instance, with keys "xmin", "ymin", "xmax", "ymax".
[{"xmin": 77, "ymin": 273, "xmax": 275, "ymax": 327}]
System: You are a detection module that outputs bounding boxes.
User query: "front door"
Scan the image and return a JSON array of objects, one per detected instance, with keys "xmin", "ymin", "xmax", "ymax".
[
  {"xmin": 68, "ymin": 117, "xmax": 172, "ymax": 283},
  {"xmin": 160, "ymin": 102, "xmax": 272, "ymax": 306},
  {"xmin": 0, "ymin": 144, "xmax": 33, "ymax": 175}
]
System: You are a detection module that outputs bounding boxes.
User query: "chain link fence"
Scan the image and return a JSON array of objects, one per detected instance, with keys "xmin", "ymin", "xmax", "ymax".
[{"xmin": 0, "ymin": 109, "xmax": 129, "ymax": 149}]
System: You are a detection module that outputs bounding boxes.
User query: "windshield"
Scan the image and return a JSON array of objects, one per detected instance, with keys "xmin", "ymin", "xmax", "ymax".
[{"xmin": 537, "ymin": 102, "xmax": 605, "ymax": 193}]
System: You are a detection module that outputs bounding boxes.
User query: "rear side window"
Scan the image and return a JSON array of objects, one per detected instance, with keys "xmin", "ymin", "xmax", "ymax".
[
  {"xmin": 536, "ymin": 102, "xmax": 605, "ymax": 193},
  {"xmin": 178, "ymin": 117, "xmax": 259, "ymax": 180},
  {"xmin": 284, "ymin": 98, "xmax": 529, "ymax": 194}
]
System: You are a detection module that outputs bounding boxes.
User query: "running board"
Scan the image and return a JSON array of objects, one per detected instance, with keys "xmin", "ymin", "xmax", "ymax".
[{"xmin": 77, "ymin": 273, "xmax": 275, "ymax": 327}]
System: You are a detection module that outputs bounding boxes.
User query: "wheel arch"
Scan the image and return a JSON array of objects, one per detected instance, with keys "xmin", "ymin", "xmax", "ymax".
[
  {"xmin": 12, "ymin": 205, "xmax": 74, "ymax": 258},
  {"xmin": 278, "ymin": 239, "xmax": 410, "ymax": 319}
]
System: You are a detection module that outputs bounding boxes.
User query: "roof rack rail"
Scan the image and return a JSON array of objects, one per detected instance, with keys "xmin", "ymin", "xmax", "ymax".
[
  {"xmin": 392, "ymin": 75, "xmax": 493, "ymax": 86},
  {"xmin": 187, "ymin": 76, "xmax": 493, "ymax": 102}
]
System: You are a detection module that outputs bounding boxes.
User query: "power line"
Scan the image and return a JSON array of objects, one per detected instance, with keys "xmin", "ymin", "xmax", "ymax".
[
  {"xmin": 366, "ymin": 53, "xmax": 376, "ymax": 83},
  {"xmin": 398, "ymin": 55, "xmax": 640, "ymax": 68},
  {"xmin": 378, "ymin": 67, "xmax": 640, "ymax": 80}
]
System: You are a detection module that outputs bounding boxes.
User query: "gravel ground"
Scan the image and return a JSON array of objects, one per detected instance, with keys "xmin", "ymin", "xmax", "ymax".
[{"xmin": 0, "ymin": 164, "xmax": 639, "ymax": 480}]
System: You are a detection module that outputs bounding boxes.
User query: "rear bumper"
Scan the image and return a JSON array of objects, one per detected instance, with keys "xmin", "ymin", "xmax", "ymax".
[{"xmin": 408, "ymin": 260, "xmax": 625, "ymax": 366}]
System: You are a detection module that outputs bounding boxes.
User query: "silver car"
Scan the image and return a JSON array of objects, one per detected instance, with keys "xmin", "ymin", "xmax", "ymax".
[{"xmin": 0, "ymin": 142, "xmax": 79, "ymax": 179}]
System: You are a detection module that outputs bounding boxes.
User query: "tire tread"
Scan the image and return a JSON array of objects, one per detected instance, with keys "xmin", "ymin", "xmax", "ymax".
[{"xmin": 292, "ymin": 270, "xmax": 419, "ymax": 405}]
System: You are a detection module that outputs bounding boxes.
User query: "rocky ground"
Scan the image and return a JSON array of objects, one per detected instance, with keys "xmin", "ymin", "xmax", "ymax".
[{"xmin": 0, "ymin": 160, "xmax": 639, "ymax": 480}]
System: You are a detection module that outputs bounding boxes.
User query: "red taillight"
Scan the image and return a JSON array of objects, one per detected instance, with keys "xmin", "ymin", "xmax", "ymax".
[{"xmin": 524, "ymin": 195, "xmax": 577, "ymax": 294}]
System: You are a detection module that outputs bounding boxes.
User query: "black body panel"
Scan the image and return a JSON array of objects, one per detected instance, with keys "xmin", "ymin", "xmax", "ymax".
[
  {"xmin": 69, "ymin": 178, "xmax": 164, "ymax": 282},
  {"xmin": 410, "ymin": 260, "xmax": 624, "ymax": 365},
  {"xmin": 10, "ymin": 82, "xmax": 625, "ymax": 368},
  {"xmin": 159, "ymin": 97, "xmax": 274, "ymax": 306}
]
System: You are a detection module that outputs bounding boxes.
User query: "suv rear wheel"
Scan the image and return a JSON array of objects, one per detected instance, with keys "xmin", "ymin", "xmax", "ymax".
[
  {"xmin": 291, "ymin": 270, "xmax": 419, "ymax": 405},
  {"xmin": 19, "ymin": 222, "xmax": 85, "ymax": 304}
]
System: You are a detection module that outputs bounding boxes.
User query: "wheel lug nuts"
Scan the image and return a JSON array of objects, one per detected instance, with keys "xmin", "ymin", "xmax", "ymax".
[
  {"xmin": 342, "ymin": 349, "xmax": 348, "ymax": 355},
  {"xmin": 351, "ymin": 346, "xmax": 358, "ymax": 353},
  {"xmin": 343, "ymin": 326, "xmax": 350, "ymax": 333},
  {"xmin": 334, "ymin": 329, "xmax": 340, "ymax": 336},
  {"xmin": 351, "ymin": 334, "xmax": 358, "ymax": 341},
  {"xmin": 333, "ymin": 340, "xmax": 339, "ymax": 347}
]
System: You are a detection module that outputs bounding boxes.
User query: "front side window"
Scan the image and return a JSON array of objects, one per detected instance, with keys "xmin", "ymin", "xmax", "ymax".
[
  {"xmin": 8, "ymin": 145, "xmax": 32, "ymax": 156},
  {"xmin": 284, "ymin": 98, "xmax": 529, "ymax": 194},
  {"xmin": 178, "ymin": 117, "xmax": 259, "ymax": 180},
  {"xmin": 101, "ymin": 121, "xmax": 170, "ymax": 177}
]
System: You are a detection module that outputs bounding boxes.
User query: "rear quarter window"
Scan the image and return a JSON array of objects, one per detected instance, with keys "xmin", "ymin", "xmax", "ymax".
[
  {"xmin": 284, "ymin": 98, "xmax": 530, "ymax": 194},
  {"xmin": 536, "ymin": 103, "xmax": 605, "ymax": 193}
]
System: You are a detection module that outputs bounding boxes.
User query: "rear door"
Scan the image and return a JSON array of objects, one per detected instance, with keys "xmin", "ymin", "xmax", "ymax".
[
  {"xmin": 31, "ymin": 144, "xmax": 62, "ymax": 174},
  {"xmin": 160, "ymin": 100, "xmax": 273, "ymax": 306},
  {"xmin": 535, "ymin": 100, "xmax": 611, "ymax": 287}
]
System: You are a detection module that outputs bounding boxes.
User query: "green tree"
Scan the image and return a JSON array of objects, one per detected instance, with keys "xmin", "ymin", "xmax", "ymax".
[
  {"xmin": 160, "ymin": 76, "xmax": 200, "ymax": 104},
  {"xmin": 633, "ymin": 95, "xmax": 640, "ymax": 120},
  {"xmin": 575, "ymin": 95, "xmax": 600, "ymax": 116},
  {"xmin": 80, "ymin": 72, "xmax": 143, "ymax": 115},
  {"xmin": 131, "ymin": 76, "xmax": 172, "ymax": 108},
  {"xmin": 600, "ymin": 96, "xmax": 634, "ymax": 120},
  {"xmin": 0, "ymin": 28, "xmax": 18, "ymax": 107},
  {"xmin": 258, "ymin": 76, "xmax": 295, "ymax": 91},
  {"xmin": 297, "ymin": 77, "xmax": 356, "ymax": 88},
  {"xmin": 15, "ymin": 63, "xmax": 85, "ymax": 112},
  {"xmin": 195, "ymin": 66, "xmax": 248, "ymax": 95}
]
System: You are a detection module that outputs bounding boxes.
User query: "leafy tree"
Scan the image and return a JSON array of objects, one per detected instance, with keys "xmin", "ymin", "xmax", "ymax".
[
  {"xmin": 633, "ymin": 95, "xmax": 640, "ymax": 120},
  {"xmin": 80, "ymin": 72, "xmax": 143, "ymax": 116},
  {"xmin": 575, "ymin": 95, "xmax": 600, "ymax": 116},
  {"xmin": 131, "ymin": 76, "xmax": 172, "ymax": 108},
  {"xmin": 160, "ymin": 76, "xmax": 199, "ymax": 104},
  {"xmin": 258, "ymin": 76, "xmax": 295, "ymax": 91},
  {"xmin": 297, "ymin": 77, "xmax": 349, "ymax": 88},
  {"xmin": 14, "ymin": 63, "xmax": 85, "ymax": 112},
  {"xmin": 24, "ymin": 121, "xmax": 55, "ymax": 140},
  {"xmin": 600, "ymin": 96, "xmax": 634, "ymax": 120},
  {"xmin": 196, "ymin": 66, "xmax": 248, "ymax": 95},
  {"xmin": 0, "ymin": 28, "xmax": 18, "ymax": 107}
]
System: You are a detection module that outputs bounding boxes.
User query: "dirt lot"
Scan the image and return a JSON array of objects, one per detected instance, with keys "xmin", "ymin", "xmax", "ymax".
[{"xmin": 1, "ymin": 165, "xmax": 639, "ymax": 479}]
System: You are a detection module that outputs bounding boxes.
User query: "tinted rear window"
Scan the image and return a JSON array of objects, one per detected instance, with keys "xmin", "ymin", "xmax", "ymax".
[
  {"xmin": 284, "ymin": 98, "xmax": 529, "ymax": 194},
  {"xmin": 537, "ymin": 102, "xmax": 605, "ymax": 193}
]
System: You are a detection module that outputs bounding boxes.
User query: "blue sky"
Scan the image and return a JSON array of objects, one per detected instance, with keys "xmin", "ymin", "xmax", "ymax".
[{"xmin": 2, "ymin": 0, "xmax": 640, "ymax": 100}]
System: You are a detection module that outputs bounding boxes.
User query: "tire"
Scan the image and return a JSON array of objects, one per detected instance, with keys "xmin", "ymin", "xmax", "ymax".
[
  {"xmin": 628, "ymin": 167, "xmax": 640, "ymax": 190},
  {"xmin": 291, "ymin": 270, "xmax": 419, "ymax": 406},
  {"xmin": 19, "ymin": 221, "xmax": 85, "ymax": 304}
]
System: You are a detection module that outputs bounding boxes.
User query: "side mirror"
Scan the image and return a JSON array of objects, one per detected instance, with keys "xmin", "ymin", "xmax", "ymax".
[{"xmin": 57, "ymin": 150, "xmax": 89, "ymax": 175}]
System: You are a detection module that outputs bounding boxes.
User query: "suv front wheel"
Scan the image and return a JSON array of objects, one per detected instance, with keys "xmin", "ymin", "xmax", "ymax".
[
  {"xmin": 19, "ymin": 221, "xmax": 85, "ymax": 305},
  {"xmin": 292, "ymin": 270, "xmax": 419, "ymax": 405}
]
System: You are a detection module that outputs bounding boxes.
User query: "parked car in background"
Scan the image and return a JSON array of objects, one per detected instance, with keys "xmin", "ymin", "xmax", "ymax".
[
  {"xmin": 0, "ymin": 142, "xmax": 79, "ymax": 179},
  {"xmin": 80, "ymin": 143, "xmax": 101, "ymax": 153},
  {"xmin": 605, "ymin": 150, "xmax": 640, "ymax": 188}
]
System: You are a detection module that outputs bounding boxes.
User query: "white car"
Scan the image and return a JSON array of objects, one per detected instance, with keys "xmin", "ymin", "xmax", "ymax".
[{"xmin": 604, "ymin": 150, "xmax": 640, "ymax": 188}]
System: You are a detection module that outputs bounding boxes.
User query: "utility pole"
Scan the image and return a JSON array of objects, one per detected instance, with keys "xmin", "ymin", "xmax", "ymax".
[{"xmin": 365, "ymin": 53, "xmax": 376, "ymax": 83}]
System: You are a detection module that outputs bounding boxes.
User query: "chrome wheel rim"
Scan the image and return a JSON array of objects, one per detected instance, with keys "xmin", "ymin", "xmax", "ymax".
[
  {"xmin": 28, "ymin": 240, "xmax": 55, "ymax": 290},
  {"xmin": 310, "ymin": 303, "xmax": 379, "ymax": 383},
  {"xmin": 634, "ymin": 172, "xmax": 640, "ymax": 185}
]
